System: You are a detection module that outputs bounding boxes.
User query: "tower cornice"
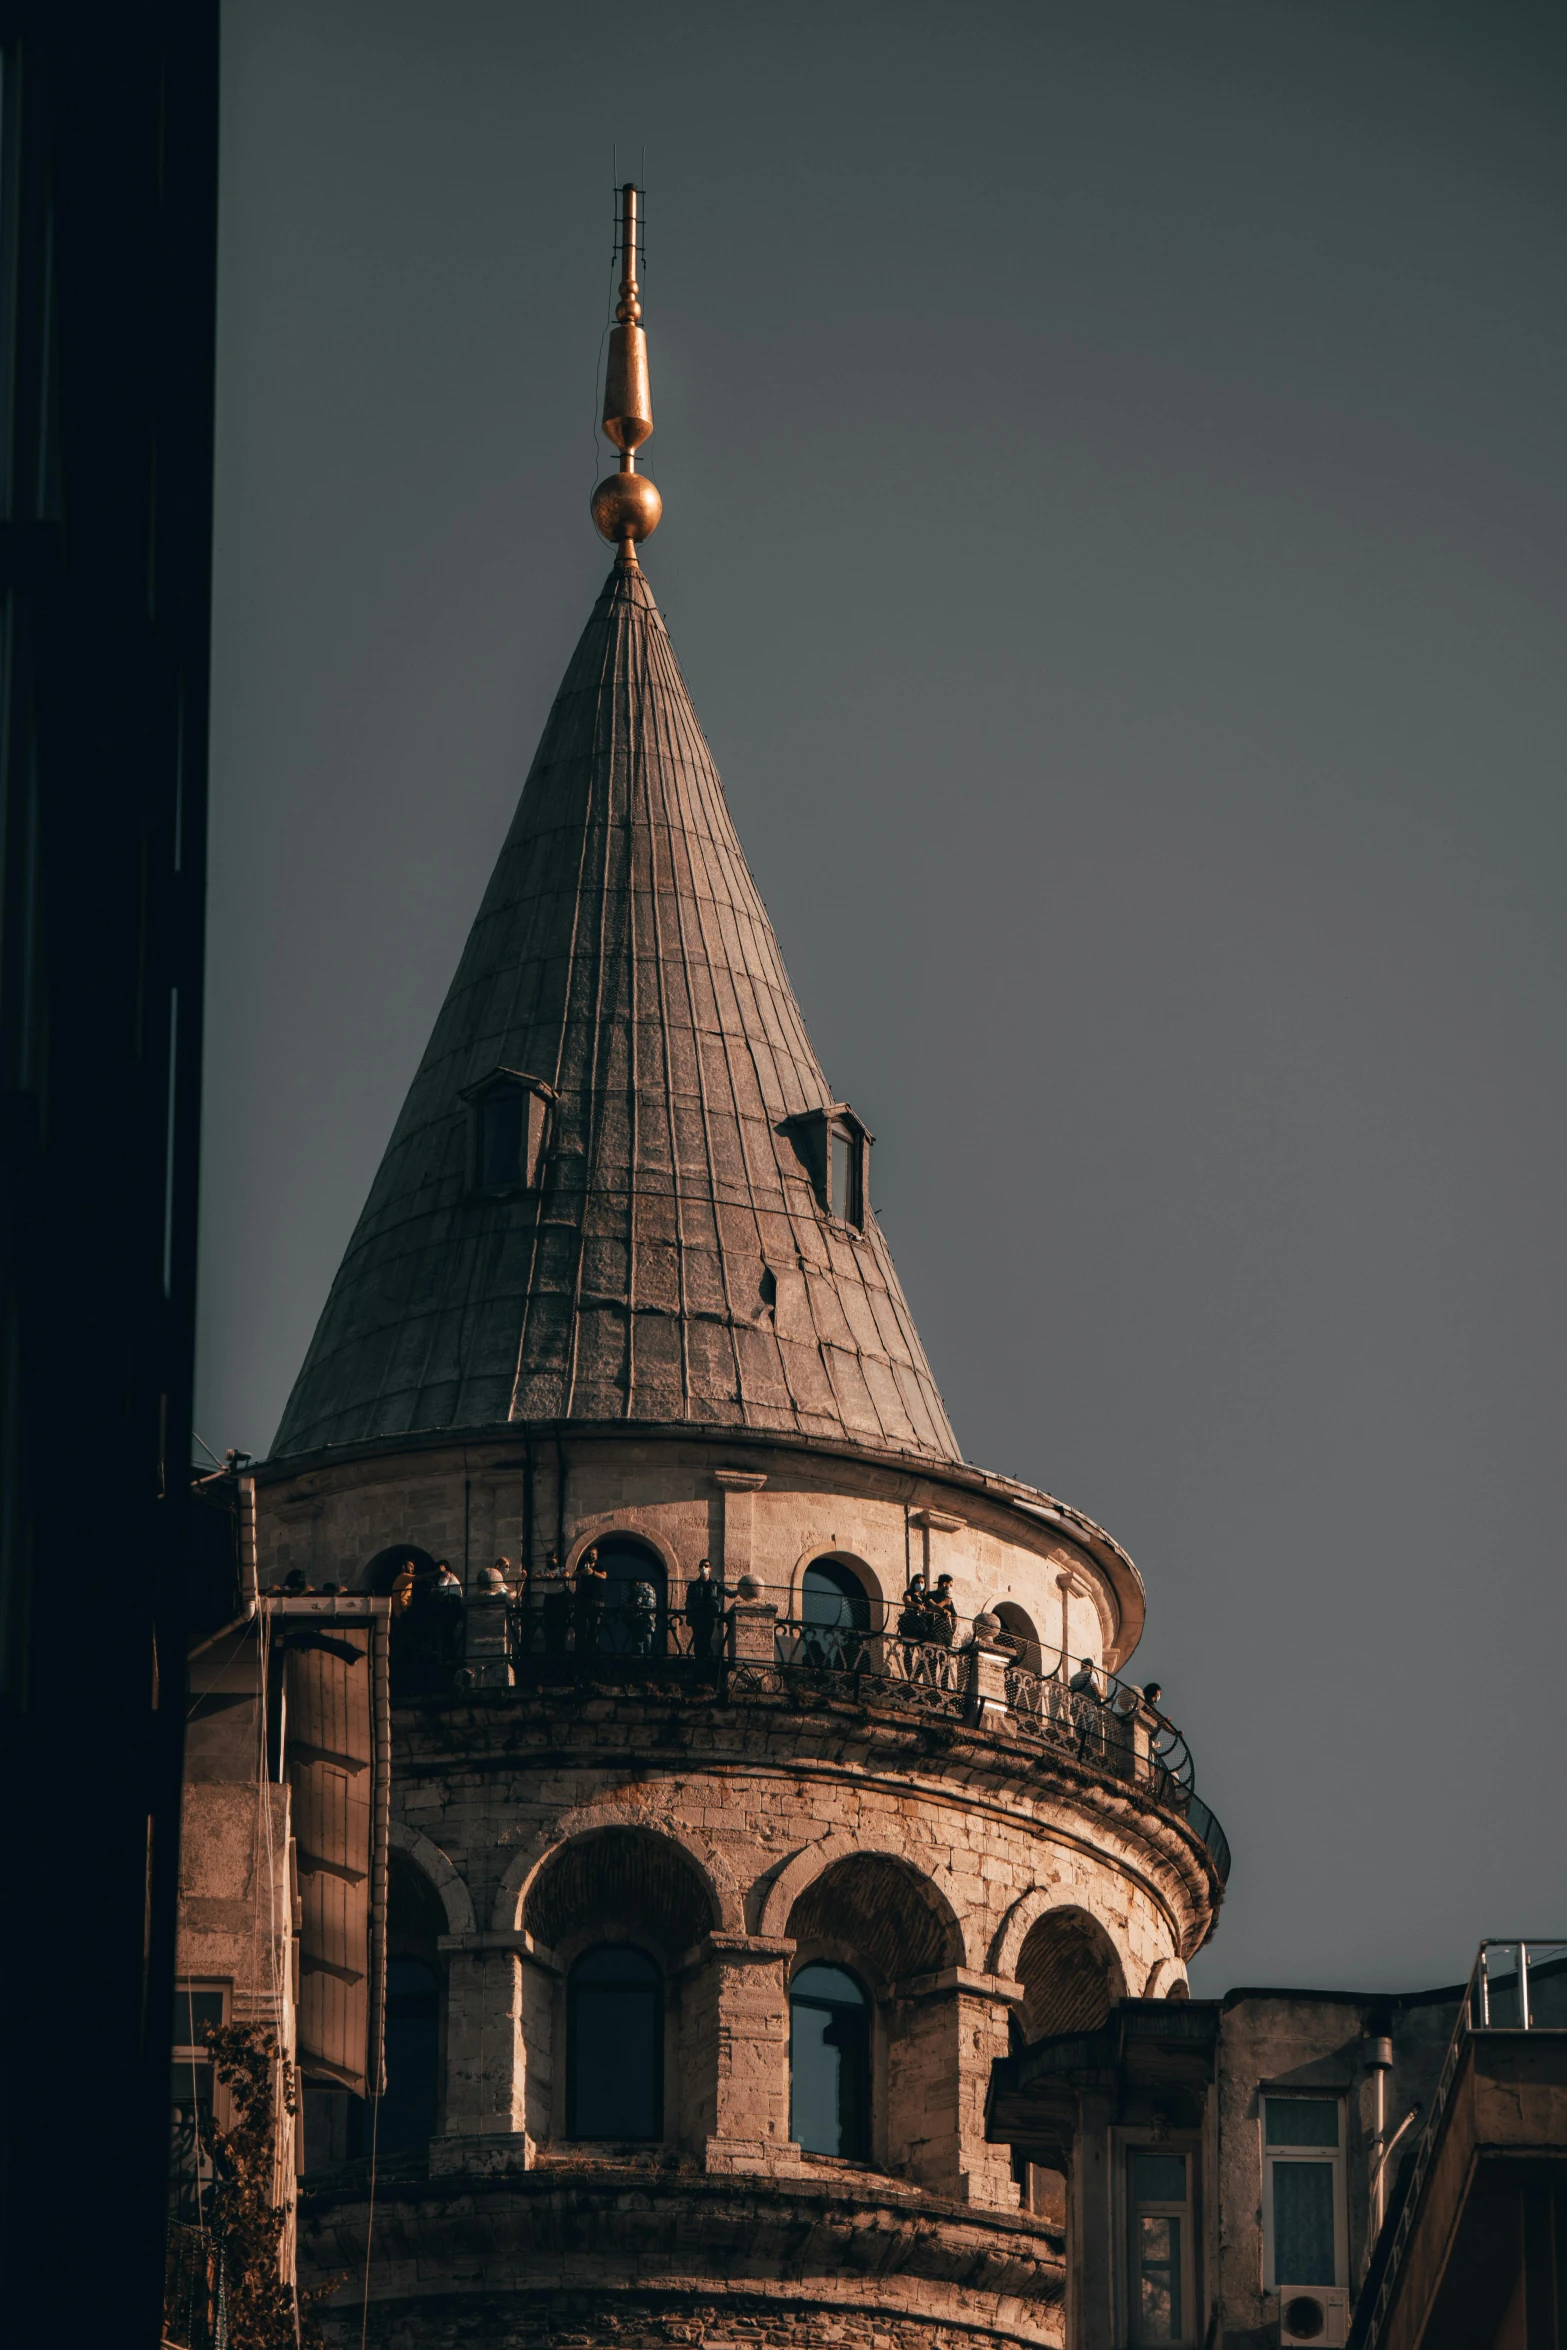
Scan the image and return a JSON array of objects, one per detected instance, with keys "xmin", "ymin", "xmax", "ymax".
[{"xmin": 253, "ymin": 1416, "xmax": 1146, "ymax": 1664}]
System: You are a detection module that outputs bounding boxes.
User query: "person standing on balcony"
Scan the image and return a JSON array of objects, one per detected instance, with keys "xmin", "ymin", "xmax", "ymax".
[
  {"xmin": 625, "ymin": 1576, "xmax": 657, "ymax": 1656},
  {"xmin": 1138, "ymin": 1681, "xmax": 1178, "ymax": 1776},
  {"xmin": 540, "ymin": 1550, "xmax": 571, "ymax": 1655},
  {"xmin": 431, "ymin": 1559, "xmax": 464, "ymax": 1667},
  {"xmin": 927, "ymin": 1574, "xmax": 957, "ymax": 1647},
  {"xmin": 1068, "ymin": 1655, "xmax": 1107, "ymax": 1765},
  {"xmin": 573, "ymin": 1546, "xmax": 607, "ymax": 1655},
  {"xmin": 686, "ymin": 1559, "xmax": 723, "ymax": 1658},
  {"xmin": 898, "ymin": 1573, "xmax": 931, "ymax": 1641}
]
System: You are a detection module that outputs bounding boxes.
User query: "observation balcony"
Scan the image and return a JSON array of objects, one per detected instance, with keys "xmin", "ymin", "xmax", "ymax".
[{"xmin": 391, "ymin": 1590, "xmax": 1230, "ymax": 1887}]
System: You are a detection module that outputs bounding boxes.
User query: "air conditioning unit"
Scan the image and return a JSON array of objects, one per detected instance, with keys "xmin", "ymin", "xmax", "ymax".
[{"xmin": 1278, "ymin": 2286, "xmax": 1349, "ymax": 2346}]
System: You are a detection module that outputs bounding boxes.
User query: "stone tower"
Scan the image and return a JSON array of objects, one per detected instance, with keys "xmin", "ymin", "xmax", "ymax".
[{"xmin": 275, "ymin": 189, "xmax": 1228, "ymax": 2349}]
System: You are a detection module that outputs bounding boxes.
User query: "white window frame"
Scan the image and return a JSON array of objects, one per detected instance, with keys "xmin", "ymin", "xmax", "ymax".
[
  {"xmin": 1261, "ymin": 2094, "xmax": 1347, "ymax": 2292},
  {"xmin": 1120, "ymin": 2135, "xmax": 1200, "ymax": 2347}
]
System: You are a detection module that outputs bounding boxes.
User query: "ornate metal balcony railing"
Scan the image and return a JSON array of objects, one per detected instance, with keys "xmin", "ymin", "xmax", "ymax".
[
  {"xmin": 1363, "ymin": 1940, "xmax": 1567, "ymax": 2350},
  {"xmin": 386, "ymin": 1593, "xmax": 1229, "ymax": 1884},
  {"xmin": 163, "ymin": 2222, "xmax": 227, "ymax": 2350},
  {"xmin": 756, "ymin": 1617, "xmax": 1231, "ymax": 1885}
]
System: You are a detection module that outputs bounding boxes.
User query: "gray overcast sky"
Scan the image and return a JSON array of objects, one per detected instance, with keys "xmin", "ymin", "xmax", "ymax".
[{"xmin": 201, "ymin": 0, "xmax": 1567, "ymax": 1994}]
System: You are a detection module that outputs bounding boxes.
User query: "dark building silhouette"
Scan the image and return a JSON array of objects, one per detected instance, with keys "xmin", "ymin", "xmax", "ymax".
[{"xmin": 0, "ymin": 1, "xmax": 218, "ymax": 2338}]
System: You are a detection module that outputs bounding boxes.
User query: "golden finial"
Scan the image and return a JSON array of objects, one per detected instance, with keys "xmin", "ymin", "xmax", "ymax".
[{"xmin": 591, "ymin": 183, "xmax": 662, "ymax": 564}]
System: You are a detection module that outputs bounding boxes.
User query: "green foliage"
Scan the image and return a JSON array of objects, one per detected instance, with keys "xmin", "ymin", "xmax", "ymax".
[{"xmin": 200, "ymin": 2021, "xmax": 338, "ymax": 2350}]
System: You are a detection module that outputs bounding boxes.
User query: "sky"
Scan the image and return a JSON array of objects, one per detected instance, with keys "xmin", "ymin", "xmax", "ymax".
[{"xmin": 201, "ymin": 0, "xmax": 1567, "ymax": 1995}]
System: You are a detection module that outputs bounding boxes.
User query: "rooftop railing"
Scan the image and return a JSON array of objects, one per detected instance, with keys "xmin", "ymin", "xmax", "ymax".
[
  {"xmin": 389, "ymin": 1590, "xmax": 1230, "ymax": 1884},
  {"xmin": 1363, "ymin": 1940, "xmax": 1567, "ymax": 2350}
]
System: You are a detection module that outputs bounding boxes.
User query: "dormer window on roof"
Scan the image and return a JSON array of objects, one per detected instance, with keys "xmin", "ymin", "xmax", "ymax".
[
  {"xmin": 787, "ymin": 1105, "xmax": 871, "ymax": 1233},
  {"xmin": 461, "ymin": 1070, "xmax": 556, "ymax": 1196}
]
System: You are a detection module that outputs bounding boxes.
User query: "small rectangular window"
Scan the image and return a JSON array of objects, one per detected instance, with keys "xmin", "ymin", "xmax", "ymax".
[
  {"xmin": 468, "ymin": 1076, "xmax": 552, "ymax": 1194},
  {"xmin": 1266, "ymin": 2098, "xmax": 1339, "ymax": 2147},
  {"xmin": 1263, "ymin": 2098, "xmax": 1343, "ymax": 2289},
  {"xmin": 173, "ymin": 1988, "xmax": 226, "ymax": 2046},
  {"xmin": 1127, "ymin": 2147, "xmax": 1194, "ymax": 2344},
  {"xmin": 830, "ymin": 1128, "xmax": 851, "ymax": 1217},
  {"xmin": 480, "ymin": 1091, "xmax": 525, "ymax": 1189},
  {"xmin": 829, "ymin": 1125, "xmax": 863, "ymax": 1227}
]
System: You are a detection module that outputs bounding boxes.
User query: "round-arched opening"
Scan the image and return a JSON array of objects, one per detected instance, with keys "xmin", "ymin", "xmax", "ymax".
[
  {"xmin": 802, "ymin": 1558, "xmax": 871, "ymax": 1628},
  {"xmin": 580, "ymin": 1534, "xmax": 667, "ymax": 1658},
  {"xmin": 990, "ymin": 1601, "xmax": 1043, "ymax": 1677},
  {"xmin": 566, "ymin": 1944, "xmax": 663, "ymax": 2141},
  {"xmin": 522, "ymin": 1826, "xmax": 718, "ymax": 1961},
  {"xmin": 799, "ymin": 1557, "xmax": 872, "ymax": 1665},
  {"xmin": 789, "ymin": 1961, "xmax": 870, "ymax": 2161},
  {"xmin": 365, "ymin": 1544, "xmax": 437, "ymax": 1594},
  {"xmin": 1015, "ymin": 1907, "xmax": 1127, "ymax": 2041},
  {"xmin": 786, "ymin": 1852, "xmax": 960, "ymax": 1986}
]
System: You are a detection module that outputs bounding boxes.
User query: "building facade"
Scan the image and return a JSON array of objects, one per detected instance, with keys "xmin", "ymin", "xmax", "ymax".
[
  {"xmin": 170, "ymin": 194, "xmax": 1563, "ymax": 2350},
  {"xmin": 197, "ymin": 190, "xmax": 1229, "ymax": 2349}
]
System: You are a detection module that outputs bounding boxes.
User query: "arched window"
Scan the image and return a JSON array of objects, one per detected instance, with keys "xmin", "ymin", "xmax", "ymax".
[
  {"xmin": 588, "ymin": 1536, "xmax": 668, "ymax": 1658},
  {"xmin": 789, "ymin": 1961, "xmax": 871, "ymax": 2160},
  {"xmin": 365, "ymin": 1545, "xmax": 438, "ymax": 1593},
  {"xmin": 800, "ymin": 1558, "xmax": 870, "ymax": 1666},
  {"xmin": 802, "ymin": 1559, "xmax": 870, "ymax": 1628},
  {"xmin": 566, "ymin": 1945, "xmax": 663, "ymax": 2140},
  {"xmin": 990, "ymin": 1601, "xmax": 1043, "ymax": 1678}
]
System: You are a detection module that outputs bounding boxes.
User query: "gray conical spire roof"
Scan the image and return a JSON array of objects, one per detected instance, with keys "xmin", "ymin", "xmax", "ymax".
[{"xmin": 274, "ymin": 560, "xmax": 960, "ymax": 1463}]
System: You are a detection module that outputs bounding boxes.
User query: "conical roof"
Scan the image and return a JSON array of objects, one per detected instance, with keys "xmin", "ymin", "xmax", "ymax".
[{"xmin": 274, "ymin": 560, "xmax": 960, "ymax": 1463}]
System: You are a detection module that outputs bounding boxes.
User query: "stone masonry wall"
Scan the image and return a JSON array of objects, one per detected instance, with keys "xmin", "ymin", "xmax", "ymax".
[
  {"xmin": 258, "ymin": 1434, "xmax": 1128, "ymax": 1676},
  {"xmin": 342, "ymin": 2288, "xmax": 1059, "ymax": 2350},
  {"xmin": 267, "ymin": 1434, "xmax": 1215, "ymax": 2350}
]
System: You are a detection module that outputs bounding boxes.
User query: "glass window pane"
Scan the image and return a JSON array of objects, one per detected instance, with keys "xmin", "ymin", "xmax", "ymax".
[
  {"xmin": 1265, "ymin": 2098, "xmax": 1338, "ymax": 2147},
  {"xmin": 792, "ymin": 1962, "xmax": 866, "ymax": 2006},
  {"xmin": 568, "ymin": 1948, "xmax": 662, "ymax": 2140},
  {"xmin": 801, "ymin": 1561, "xmax": 869, "ymax": 1630},
  {"xmin": 172, "ymin": 1989, "xmax": 225, "ymax": 2048},
  {"xmin": 789, "ymin": 1990, "xmax": 870, "ymax": 2159},
  {"xmin": 1131, "ymin": 2150, "xmax": 1188, "ymax": 2203},
  {"xmin": 1136, "ymin": 2211, "xmax": 1181, "ymax": 2340},
  {"xmin": 380, "ymin": 1957, "xmax": 439, "ymax": 2155},
  {"xmin": 791, "ymin": 1998, "xmax": 843, "ymax": 2154},
  {"xmin": 1273, "ymin": 2161, "xmax": 1336, "ymax": 2285}
]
